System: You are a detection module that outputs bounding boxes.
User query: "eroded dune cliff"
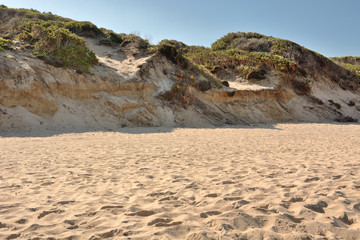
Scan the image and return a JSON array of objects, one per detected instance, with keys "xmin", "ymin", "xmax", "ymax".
[{"xmin": 1, "ymin": 7, "xmax": 360, "ymax": 132}]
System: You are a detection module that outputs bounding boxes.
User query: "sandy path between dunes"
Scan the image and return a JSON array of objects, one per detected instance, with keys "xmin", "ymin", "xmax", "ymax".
[{"xmin": 0, "ymin": 124, "xmax": 360, "ymax": 240}]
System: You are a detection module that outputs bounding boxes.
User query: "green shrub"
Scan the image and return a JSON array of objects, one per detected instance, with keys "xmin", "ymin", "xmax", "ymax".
[
  {"xmin": 271, "ymin": 39, "xmax": 298, "ymax": 54},
  {"xmin": 211, "ymin": 32, "xmax": 268, "ymax": 51},
  {"xmin": 330, "ymin": 57, "xmax": 360, "ymax": 77},
  {"xmin": 64, "ymin": 21, "xmax": 102, "ymax": 36},
  {"xmin": 158, "ymin": 72, "xmax": 196, "ymax": 106},
  {"xmin": 186, "ymin": 48, "xmax": 296, "ymax": 73},
  {"xmin": 0, "ymin": 37, "xmax": 12, "ymax": 51},
  {"xmin": 158, "ymin": 39, "xmax": 187, "ymax": 51},
  {"xmin": 1, "ymin": 7, "xmax": 99, "ymax": 71},
  {"xmin": 337, "ymin": 63, "xmax": 360, "ymax": 77},
  {"xmin": 211, "ymin": 32, "xmax": 239, "ymax": 50},
  {"xmin": 15, "ymin": 18, "xmax": 97, "ymax": 71},
  {"xmin": 100, "ymin": 28, "xmax": 123, "ymax": 43},
  {"xmin": 156, "ymin": 43, "xmax": 188, "ymax": 68},
  {"xmin": 120, "ymin": 34, "xmax": 149, "ymax": 49},
  {"xmin": 33, "ymin": 25, "xmax": 97, "ymax": 71},
  {"xmin": 330, "ymin": 56, "xmax": 360, "ymax": 64}
]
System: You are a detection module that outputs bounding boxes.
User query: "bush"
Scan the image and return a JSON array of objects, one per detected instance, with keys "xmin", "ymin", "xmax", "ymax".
[
  {"xmin": 330, "ymin": 57, "xmax": 360, "ymax": 78},
  {"xmin": 0, "ymin": 7, "xmax": 99, "ymax": 71},
  {"xmin": 16, "ymin": 19, "xmax": 98, "ymax": 71},
  {"xmin": 211, "ymin": 32, "xmax": 268, "ymax": 51},
  {"xmin": 64, "ymin": 21, "xmax": 102, "ymax": 37},
  {"xmin": 100, "ymin": 28, "xmax": 123, "ymax": 43},
  {"xmin": 186, "ymin": 48, "xmax": 296, "ymax": 74},
  {"xmin": 0, "ymin": 37, "xmax": 11, "ymax": 51},
  {"xmin": 157, "ymin": 43, "xmax": 188, "ymax": 68},
  {"xmin": 120, "ymin": 34, "xmax": 149, "ymax": 49},
  {"xmin": 330, "ymin": 56, "xmax": 360, "ymax": 65},
  {"xmin": 158, "ymin": 39, "xmax": 187, "ymax": 51},
  {"xmin": 34, "ymin": 26, "xmax": 97, "ymax": 71},
  {"xmin": 158, "ymin": 73, "xmax": 198, "ymax": 106}
]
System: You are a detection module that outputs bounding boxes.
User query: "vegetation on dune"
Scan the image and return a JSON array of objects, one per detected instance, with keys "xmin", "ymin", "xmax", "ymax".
[
  {"xmin": 100, "ymin": 28, "xmax": 123, "ymax": 43},
  {"xmin": 211, "ymin": 32, "xmax": 269, "ymax": 51},
  {"xmin": 330, "ymin": 57, "xmax": 360, "ymax": 77},
  {"xmin": 156, "ymin": 43, "xmax": 189, "ymax": 68},
  {"xmin": 0, "ymin": 37, "xmax": 12, "ymax": 51},
  {"xmin": 334, "ymin": 62, "xmax": 360, "ymax": 78},
  {"xmin": 147, "ymin": 33, "xmax": 303, "ymax": 83},
  {"xmin": 1, "ymin": 5, "xmax": 358, "ymax": 89},
  {"xmin": 14, "ymin": 18, "xmax": 98, "ymax": 71},
  {"xmin": 158, "ymin": 72, "xmax": 196, "ymax": 106},
  {"xmin": 210, "ymin": 31, "xmax": 317, "ymax": 56},
  {"xmin": 0, "ymin": 6, "xmax": 101, "ymax": 71},
  {"xmin": 120, "ymin": 33, "xmax": 150, "ymax": 49},
  {"xmin": 185, "ymin": 48, "xmax": 297, "ymax": 78},
  {"xmin": 0, "ymin": 6, "xmax": 150, "ymax": 71},
  {"xmin": 64, "ymin": 21, "xmax": 102, "ymax": 37},
  {"xmin": 330, "ymin": 56, "xmax": 360, "ymax": 65}
]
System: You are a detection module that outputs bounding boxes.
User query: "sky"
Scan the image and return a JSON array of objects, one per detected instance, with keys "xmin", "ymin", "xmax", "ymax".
[{"xmin": 1, "ymin": 0, "xmax": 359, "ymax": 57}]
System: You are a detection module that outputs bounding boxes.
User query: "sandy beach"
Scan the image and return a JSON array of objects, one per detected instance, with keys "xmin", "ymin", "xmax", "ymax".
[{"xmin": 0, "ymin": 124, "xmax": 360, "ymax": 240}]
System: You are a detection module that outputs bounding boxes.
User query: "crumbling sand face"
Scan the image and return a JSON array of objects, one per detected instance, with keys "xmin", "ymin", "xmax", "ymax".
[
  {"xmin": 0, "ymin": 45, "xmax": 173, "ymax": 131},
  {"xmin": 1, "ymin": 38, "xmax": 360, "ymax": 132}
]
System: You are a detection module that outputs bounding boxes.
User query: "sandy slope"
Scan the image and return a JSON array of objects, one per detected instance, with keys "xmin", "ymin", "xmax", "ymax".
[{"xmin": 0, "ymin": 124, "xmax": 360, "ymax": 240}]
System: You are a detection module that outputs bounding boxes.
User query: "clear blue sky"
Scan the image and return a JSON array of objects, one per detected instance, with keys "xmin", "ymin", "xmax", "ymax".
[{"xmin": 1, "ymin": 0, "xmax": 359, "ymax": 57}]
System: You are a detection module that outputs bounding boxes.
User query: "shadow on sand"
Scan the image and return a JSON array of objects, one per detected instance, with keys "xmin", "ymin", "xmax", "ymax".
[
  {"xmin": 1, "ymin": 122, "xmax": 359, "ymax": 138},
  {"xmin": 0, "ymin": 123, "xmax": 287, "ymax": 138}
]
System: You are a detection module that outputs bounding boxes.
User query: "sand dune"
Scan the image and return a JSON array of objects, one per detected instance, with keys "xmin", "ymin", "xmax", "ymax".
[{"xmin": 0, "ymin": 124, "xmax": 360, "ymax": 239}]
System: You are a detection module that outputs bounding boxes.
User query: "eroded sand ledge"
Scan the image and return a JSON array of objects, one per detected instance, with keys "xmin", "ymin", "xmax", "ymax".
[{"xmin": 0, "ymin": 124, "xmax": 360, "ymax": 239}]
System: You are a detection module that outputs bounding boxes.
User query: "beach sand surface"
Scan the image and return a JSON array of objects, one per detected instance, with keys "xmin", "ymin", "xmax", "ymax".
[{"xmin": 0, "ymin": 124, "xmax": 360, "ymax": 239}]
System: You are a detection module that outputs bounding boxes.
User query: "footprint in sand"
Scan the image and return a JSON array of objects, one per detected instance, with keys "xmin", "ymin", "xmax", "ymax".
[
  {"xmin": 253, "ymin": 205, "xmax": 278, "ymax": 214},
  {"xmin": 204, "ymin": 193, "xmax": 218, "ymax": 198},
  {"xmin": 15, "ymin": 219, "xmax": 27, "ymax": 224},
  {"xmin": 354, "ymin": 203, "xmax": 360, "ymax": 211},
  {"xmin": 332, "ymin": 175, "xmax": 342, "ymax": 180},
  {"xmin": 100, "ymin": 205, "xmax": 123, "ymax": 210},
  {"xmin": 128, "ymin": 210, "xmax": 155, "ymax": 217},
  {"xmin": 281, "ymin": 197, "xmax": 304, "ymax": 208},
  {"xmin": 148, "ymin": 218, "xmax": 182, "ymax": 227},
  {"xmin": 223, "ymin": 197, "xmax": 242, "ymax": 201},
  {"xmin": 232, "ymin": 200, "xmax": 250, "ymax": 209},
  {"xmin": 56, "ymin": 200, "xmax": 75, "ymax": 205},
  {"xmin": 338, "ymin": 212, "xmax": 354, "ymax": 225},
  {"xmin": 282, "ymin": 213, "xmax": 304, "ymax": 223},
  {"xmin": 304, "ymin": 177, "xmax": 320, "ymax": 182},
  {"xmin": 222, "ymin": 180, "xmax": 235, "ymax": 185},
  {"xmin": 6, "ymin": 233, "xmax": 21, "ymax": 240},
  {"xmin": 89, "ymin": 228, "xmax": 123, "ymax": 239},
  {"xmin": 305, "ymin": 201, "xmax": 328, "ymax": 213},
  {"xmin": 38, "ymin": 209, "xmax": 64, "ymax": 219},
  {"xmin": 64, "ymin": 219, "xmax": 79, "ymax": 229},
  {"xmin": 147, "ymin": 191, "xmax": 175, "ymax": 197},
  {"xmin": 158, "ymin": 196, "xmax": 178, "ymax": 202},
  {"xmin": 200, "ymin": 211, "xmax": 222, "ymax": 218},
  {"xmin": 0, "ymin": 222, "xmax": 8, "ymax": 228}
]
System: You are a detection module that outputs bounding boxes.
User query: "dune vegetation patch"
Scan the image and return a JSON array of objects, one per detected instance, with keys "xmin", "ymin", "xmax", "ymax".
[
  {"xmin": 0, "ymin": 37, "xmax": 11, "ymax": 51},
  {"xmin": 330, "ymin": 56, "xmax": 360, "ymax": 78},
  {"xmin": 0, "ymin": 6, "xmax": 150, "ymax": 71}
]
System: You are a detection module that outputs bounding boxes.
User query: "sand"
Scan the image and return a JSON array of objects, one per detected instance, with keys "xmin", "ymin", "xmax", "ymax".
[{"xmin": 0, "ymin": 124, "xmax": 360, "ymax": 240}]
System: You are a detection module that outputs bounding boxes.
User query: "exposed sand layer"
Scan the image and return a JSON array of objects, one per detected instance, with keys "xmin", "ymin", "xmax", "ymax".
[{"xmin": 0, "ymin": 124, "xmax": 360, "ymax": 240}]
